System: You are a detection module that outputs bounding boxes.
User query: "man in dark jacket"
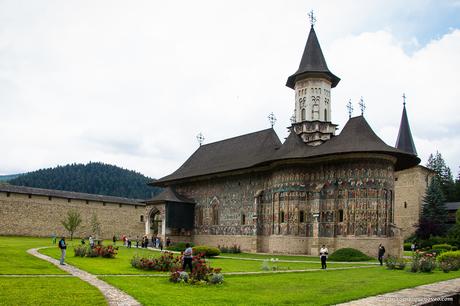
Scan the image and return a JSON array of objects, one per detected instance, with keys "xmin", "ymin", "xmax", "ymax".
[
  {"xmin": 378, "ymin": 244, "xmax": 386, "ymax": 266},
  {"xmin": 58, "ymin": 237, "xmax": 67, "ymax": 265}
]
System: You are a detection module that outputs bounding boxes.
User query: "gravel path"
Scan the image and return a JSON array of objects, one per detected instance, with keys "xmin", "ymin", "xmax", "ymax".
[{"xmin": 27, "ymin": 247, "xmax": 141, "ymax": 306}]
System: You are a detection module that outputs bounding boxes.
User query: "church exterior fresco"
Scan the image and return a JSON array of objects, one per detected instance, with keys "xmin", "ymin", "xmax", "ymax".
[{"xmin": 173, "ymin": 155, "xmax": 401, "ymax": 256}]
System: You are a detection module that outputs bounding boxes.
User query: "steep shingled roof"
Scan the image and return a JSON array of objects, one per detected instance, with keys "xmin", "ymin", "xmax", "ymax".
[
  {"xmin": 0, "ymin": 184, "xmax": 144, "ymax": 205},
  {"xmin": 286, "ymin": 26, "xmax": 340, "ymax": 89},
  {"xmin": 155, "ymin": 129, "xmax": 281, "ymax": 184},
  {"xmin": 144, "ymin": 187, "xmax": 194, "ymax": 204},
  {"xmin": 270, "ymin": 116, "xmax": 420, "ymax": 170},
  {"xmin": 154, "ymin": 117, "xmax": 420, "ymax": 185},
  {"xmin": 396, "ymin": 104, "xmax": 417, "ymax": 155}
]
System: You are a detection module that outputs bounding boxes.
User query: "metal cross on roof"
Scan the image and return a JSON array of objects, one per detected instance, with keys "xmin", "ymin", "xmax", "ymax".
[
  {"xmin": 402, "ymin": 93, "xmax": 406, "ymax": 106},
  {"xmin": 196, "ymin": 132, "xmax": 205, "ymax": 146},
  {"xmin": 308, "ymin": 10, "xmax": 316, "ymax": 27},
  {"xmin": 359, "ymin": 96, "xmax": 366, "ymax": 115},
  {"xmin": 268, "ymin": 112, "xmax": 277, "ymax": 128},
  {"xmin": 346, "ymin": 99, "xmax": 354, "ymax": 119}
]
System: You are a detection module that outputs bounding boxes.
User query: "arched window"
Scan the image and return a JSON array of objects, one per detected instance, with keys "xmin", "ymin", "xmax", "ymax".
[
  {"xmin": 212, "ymin": 203, "xmax": 219, "ymax": 225},
  {"xmin": 241, "ymin": 213, "xmax": 246, "ymax": 225},
  {"xmin": 324, "ymin": 109, "xmax": 328, "ymax": 121},
  {"xmin": 280, "ymin": 211, "xmax": 285, "ymax": 223},
  {"xmin": 301, "ymin": 108, "xmax": 306, "ymax": 121},
  {"xmin": 299, "ymin": 210, "xmax": 305, "ymax": 223},
  {"xmin": 338, "ymin": 209, "xmax": 344, "ymax": 222}
]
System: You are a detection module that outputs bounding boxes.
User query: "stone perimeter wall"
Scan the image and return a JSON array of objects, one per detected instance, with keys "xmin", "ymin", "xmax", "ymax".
[{"xmin": 0, "ymin": 191, "xmax": 145, "ymax": 239}]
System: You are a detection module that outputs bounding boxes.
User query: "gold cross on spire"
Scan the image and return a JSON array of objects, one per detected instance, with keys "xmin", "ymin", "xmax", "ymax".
[{"xmin": 308, "ymin": 10, "xmax": 316, "ymax": 27}]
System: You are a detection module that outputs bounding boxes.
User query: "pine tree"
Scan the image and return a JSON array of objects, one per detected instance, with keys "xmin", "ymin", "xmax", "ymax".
[
  {"xmin": 416, "ymin": 177, "xmax": 447, "ymax": 239},
  {"xmin": 426, "ymin": 151, "xmax": 455, "ymax": 201}
]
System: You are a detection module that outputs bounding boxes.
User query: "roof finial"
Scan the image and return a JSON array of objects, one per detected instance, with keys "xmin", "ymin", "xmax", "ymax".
[
  {"xmin": 268, "ymin": 112, "xmax": 277, "ymax": 128},
  {"xmin": 346, "ymin": 99, "xmax": 354, "ymax": 119},
  {"xmin": 402, "ymin": 93, "xmax": 406, "ymax": 107},
  {"xmin": 196, "ymin": 132, "xmax": 205, "ymax": 146},
  {"xmin": 359, "ymin": 96, "xmax": 366, "ymax": 115},
  {"xmin": 308, "ymin": 10, "xmax": 316, "ymax": 28}
]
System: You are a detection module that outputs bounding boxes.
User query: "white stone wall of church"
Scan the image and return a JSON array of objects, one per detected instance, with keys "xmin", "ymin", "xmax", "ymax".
[{"xmin": 294, "ymin": 78, "xmax": 332, "ymax": 122}]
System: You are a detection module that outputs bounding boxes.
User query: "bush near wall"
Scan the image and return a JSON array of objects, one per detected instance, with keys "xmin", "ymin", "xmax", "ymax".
[
  {"xmin": 403, "ymin": 242, "xmax": 412, "ymax": 251},
  {"xmin": 432, "ymin": 244, "xmax": 457, "ymax": 252},
  {"xmin": 437, "ymin": 251, "xmax": 460, "ymax": 272},
  {"xmin": 193, "ymin": 246, "xmax": 220, "ymax": 257},
  {"xmin": 328, "ymin": 248, "xmax": 372, "ymax": 262},
  {"xmin": 166, "ymin": 242, "xmax": 194, "ymax": 252}
]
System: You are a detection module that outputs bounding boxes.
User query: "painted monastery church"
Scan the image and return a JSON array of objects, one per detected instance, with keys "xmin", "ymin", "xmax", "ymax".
[
  {"xmin": 146, "ymin": 21, "xmax": 432, "ymax": 257},
  {"xmin": 0, "ymin": 19, "xmax": 433, "ymax": 257}
]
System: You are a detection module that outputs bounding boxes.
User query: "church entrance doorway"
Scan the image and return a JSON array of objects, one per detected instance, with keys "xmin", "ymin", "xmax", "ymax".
[{"xmin": 149, "ymin": 210, "xmax": 162, "ymax": 235}]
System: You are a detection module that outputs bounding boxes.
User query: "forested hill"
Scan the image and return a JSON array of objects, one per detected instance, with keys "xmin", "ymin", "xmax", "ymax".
[{"xmin": 8, "ymin": 162, "xmax": 161, "ymax": 199}]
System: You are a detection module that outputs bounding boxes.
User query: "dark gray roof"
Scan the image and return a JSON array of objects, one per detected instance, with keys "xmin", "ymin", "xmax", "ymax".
[
  {"xmin": 144, "ymin": 187, "xmax": 194, "ymax": 204},
  {"xmin": 270, "ymin": 116, "xmax": 420, "ymax": 171},
  {"xmin": 0, "ymin": 184, "xmax": 144, "ymax": 206},
  {"xmin": 155, "ymin": 129, "xmax": 281, "ymax": 184},
  {"xmin": 286, "ymin": 26, "xmax": 340, "ymax": 89},
  {"xmin": 445, "ymin": 202, "xmax": 460, "ymax": 210},
  {"xmin": 154, "ymin": 116, "xmax": 420, "ymax": 185},
  {"xmin": 396, "ymin": 104, "xmax": 417, "ymax": 155}
]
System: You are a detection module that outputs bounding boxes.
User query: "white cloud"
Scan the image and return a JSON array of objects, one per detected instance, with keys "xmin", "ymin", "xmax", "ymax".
[{"xmin": 0, "ymin": 1, "xmax": 459, "ymax": 178}]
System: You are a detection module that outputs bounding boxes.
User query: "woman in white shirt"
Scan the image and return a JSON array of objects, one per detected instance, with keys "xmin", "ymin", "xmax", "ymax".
[{"xmin": 319, "ymin": 245, "xmax": 328, "ymax": 269}]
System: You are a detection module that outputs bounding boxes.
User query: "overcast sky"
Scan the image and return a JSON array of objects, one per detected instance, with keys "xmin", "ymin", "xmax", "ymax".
[{"xmin": 1, "ymin": 0, "xmax": 459, "ymax": 179}]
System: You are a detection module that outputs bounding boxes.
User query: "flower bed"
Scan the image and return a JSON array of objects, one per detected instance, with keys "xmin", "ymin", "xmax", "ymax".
[
  {"xmin": 170, "ymin": 253, "xmax": 223, "ymax": 285},
  {"xmin": 74, "ymin": 245, "xmax": 118, "ymax": 258},
  {"xmin": 131, "ymin": 252, "xmax": 181, "ymax": 271}
]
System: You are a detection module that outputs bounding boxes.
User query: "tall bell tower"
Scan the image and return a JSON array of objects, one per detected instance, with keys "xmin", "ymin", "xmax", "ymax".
[{"xmin": 286, "ymin": 12, "xmax": 340, "ymax": 146}]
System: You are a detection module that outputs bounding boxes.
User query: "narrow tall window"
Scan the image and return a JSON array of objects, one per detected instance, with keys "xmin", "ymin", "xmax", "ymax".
[
  {"xmin": 212, "ymin": 204, "xmax": 219, "ymax": 225},
  {"xmin": 324, "ymin": 109, "xmax": 328, "ymax": 121},
  {"xmin": 301, "ymin": 108, "xmax": 306, "ymax": 121},
  {"xmin": 140, "ymin": 215, "xmax": 144, "ymax": 222},
  {"xmin": 338, "ymin": 209, "xmax": 344, "ymax": 222},
  {"xmin": 280, "ymin": 211, "xmax": 285, "ymax": 223},
  {"xmin": 241, "ymin": 214, "xmax": 246, "ymax": 225},
  {"xmin": 299, "ymin": 210, "xmax": 305, "ymax": 223}
]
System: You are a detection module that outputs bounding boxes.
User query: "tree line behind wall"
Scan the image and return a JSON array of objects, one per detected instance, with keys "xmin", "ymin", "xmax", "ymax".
[
  {"xmin": 426, "ymin": 152, "xmax": 460, "ymax": 202},
  {"xmin": 8, "ymin": 162, "xmax": 161, "ymax": 199}
]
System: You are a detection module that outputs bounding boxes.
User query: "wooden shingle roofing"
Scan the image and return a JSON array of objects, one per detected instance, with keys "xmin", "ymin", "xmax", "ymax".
[{"xmin": 154, "ymin": 116, "xmax": 420, "ymax": 185}]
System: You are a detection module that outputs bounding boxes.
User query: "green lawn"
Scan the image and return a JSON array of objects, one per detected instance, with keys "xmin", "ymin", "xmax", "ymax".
[
  {"xmin": 2, "ymin": 236, "xmax": 459, "ymax": 306},
  {"xmin": 102, "ymin": 268, "xmax": 460, "ymax": 306},
  {"xmin": 0, "ymin": 236, "xmax": 107, "ymax": 305},
  {"xmin": 0, "ymin": 236, "xmax": 66, "ymax": 274},
  {"xmin": 0, "ymin": 277, "xmax": 106, "ymax": 306},
  {"xmin": 40, "ymin": 246, "xmax": 365, "ymax": 274},
  {"xmin": 219, "ymin": 252, "xmax": 379, "ymax": 263}
]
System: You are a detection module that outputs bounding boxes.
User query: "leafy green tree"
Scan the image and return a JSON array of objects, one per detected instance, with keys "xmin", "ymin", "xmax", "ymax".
[
  {"xmin": 90, "ymin": 212, "xmax": 102, "ymax": 239},
  {"xmin": 416, "ymin": 177, "xmax": 447, "ymax": 239},
  {"xmin": 61, "ymin": 210, "xmax": 82, "ymax": 240},
  {"xmin": 426, "ymin": 151, "xmax": 456, "ymax": 201}
]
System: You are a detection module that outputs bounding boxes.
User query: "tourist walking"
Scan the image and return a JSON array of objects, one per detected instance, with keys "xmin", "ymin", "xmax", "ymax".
[
  {"xmin": 182, "ymin": 243, "xmax": 193, "ymax": 272},
  {"xmin": 166, "ymin": 237, "xmax": 171, "ymax": 247},
  {"xmin": 320, "ymin": 245, "xmax": 328, "ymax": 269},
  {"xmin": 411, "ymin": 242, "xmax": 416, "ymax": 253},
  {"xmin": 135, "ymin": 236, "xmax": 139, "ymax": 248},
  {"xmin": 112, "ymin": 235, "xmax": 117, "ymax": 246},
  {"xmin": 58, "ymin": 237, "xmax": 67, "ymax": 265},
  {"xmin": 52, "ymin": 233, "xmax": 57, "ymax": 244},
  {"xmin": 378, "ymin": 244, "xmax": 386, "ymax": 266},
  {"xmin": 89, "ymin": 235, "xmax": 94, "ymax": 248}
]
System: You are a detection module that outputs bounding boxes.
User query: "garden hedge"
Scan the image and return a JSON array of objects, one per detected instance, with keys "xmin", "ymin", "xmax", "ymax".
[{"xmin": 328, "ymin": 248, "xmax": 372, "ymax": 262}]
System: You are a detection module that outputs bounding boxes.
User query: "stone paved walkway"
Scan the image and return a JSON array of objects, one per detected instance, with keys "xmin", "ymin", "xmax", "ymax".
[
  {"xmin": 27, "ymin": 247, "xmax": 141, "ymax": 306},
  {"xmin": 338, "ymin": 277, "xmax": 460, "ymax": 306}
]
